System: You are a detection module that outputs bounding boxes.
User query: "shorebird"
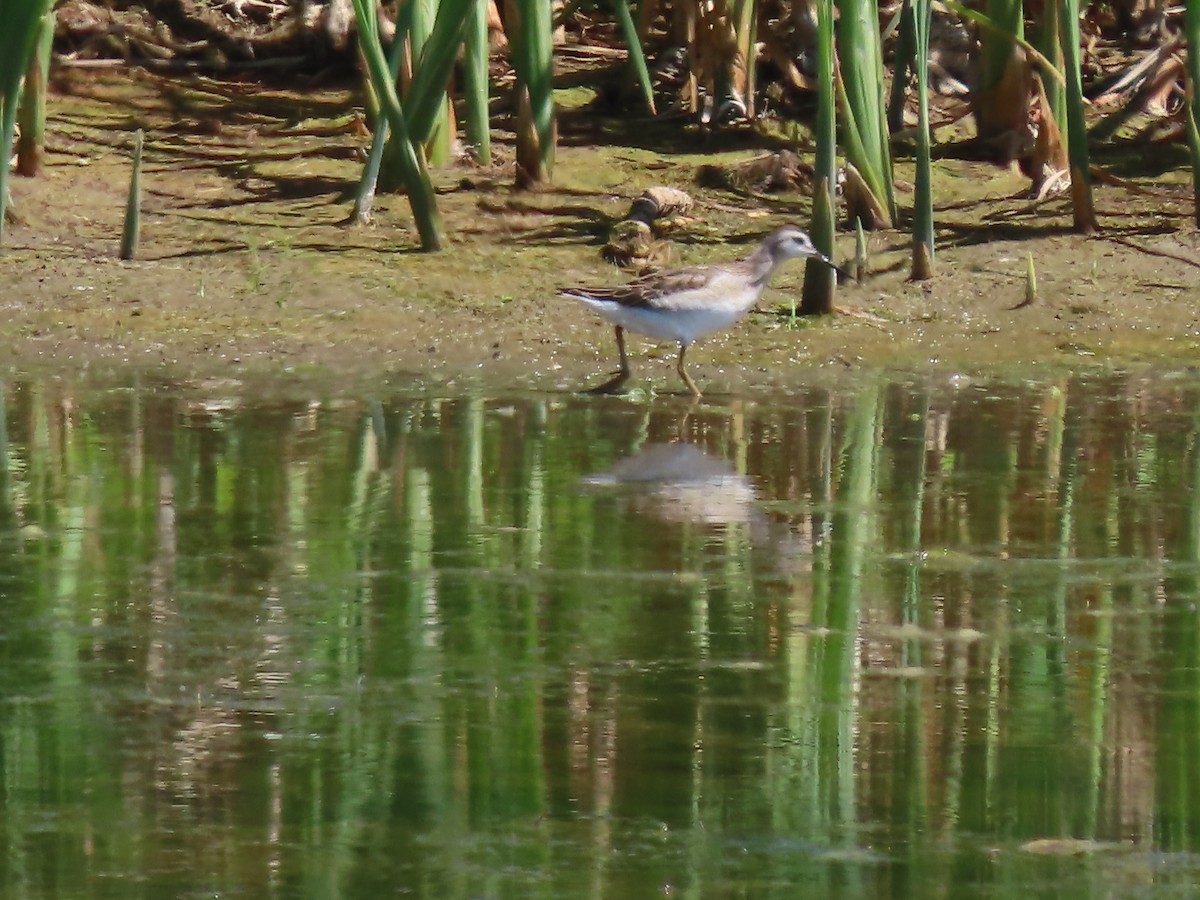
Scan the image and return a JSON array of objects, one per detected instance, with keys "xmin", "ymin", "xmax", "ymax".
[{"xmin": 561, "ymin": 224, "xmax": 837, "ymax": 397}]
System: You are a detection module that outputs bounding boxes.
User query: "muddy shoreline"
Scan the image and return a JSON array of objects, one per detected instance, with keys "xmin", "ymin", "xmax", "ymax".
[{"xmin": 5, "ymin": 69, "xmax": 1200, "ymax": 398}]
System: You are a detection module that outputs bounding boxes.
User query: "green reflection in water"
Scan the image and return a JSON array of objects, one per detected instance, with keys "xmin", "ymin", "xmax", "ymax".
[{"xmin": 3, "ymin": 375, "xmax": 1200, "ymax": 898}]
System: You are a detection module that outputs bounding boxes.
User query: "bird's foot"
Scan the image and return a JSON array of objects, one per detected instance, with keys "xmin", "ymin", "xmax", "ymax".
[{"xmin": 585, "ymin": 371, "xmax": 633, "ymax": 395}]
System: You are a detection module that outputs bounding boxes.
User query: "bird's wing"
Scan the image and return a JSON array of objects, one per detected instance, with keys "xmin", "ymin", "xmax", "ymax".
[{"xmin": 562, "ymin": 264, "xmax": 730, "ymax": 309}]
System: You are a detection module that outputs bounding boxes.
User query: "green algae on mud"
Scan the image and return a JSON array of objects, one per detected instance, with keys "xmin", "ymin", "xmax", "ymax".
[{"xmin": 4, "ymin": 67, "xmax": 1200, "ymax": 395}]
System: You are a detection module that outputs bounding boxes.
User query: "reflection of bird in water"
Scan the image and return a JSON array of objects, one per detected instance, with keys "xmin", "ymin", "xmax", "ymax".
[
  {"xmin": 583, "ymin": 443, "xmax": 810, "ymax": 572},
  {"xmin": 584, "ymin": 443, "xmax": 757, "ymax": 525}
]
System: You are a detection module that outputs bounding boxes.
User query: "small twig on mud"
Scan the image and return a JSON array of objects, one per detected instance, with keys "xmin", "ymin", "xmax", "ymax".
[
  {"xmin": 835, "ymin": 306, "xmax": 890, "ymax": 326},
  {"xmin": 1103, "ymin": 236, "xmax": 1200, "ymax": 270},
  {"xmin": 1010, "ymin": 252, "xmax": 1037, "ymax": 309},
  {"xmin": 1088, "ymin": 165, "xmax": 1189, "ymax": 201},
  {"xmin": 55, "ymin": 55, "xmax": 309, "ymax": 71}
]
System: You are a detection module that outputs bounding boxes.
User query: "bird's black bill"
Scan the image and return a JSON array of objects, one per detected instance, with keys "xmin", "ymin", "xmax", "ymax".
[{"xmin": 812, "ymin": 253, "xmax": 856, "ymax": 284}]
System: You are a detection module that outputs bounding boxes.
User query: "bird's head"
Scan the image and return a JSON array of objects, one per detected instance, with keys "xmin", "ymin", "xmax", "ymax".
[{"xmin": 763, "ymin": 225, "xmax": 833, "ymax": 266}]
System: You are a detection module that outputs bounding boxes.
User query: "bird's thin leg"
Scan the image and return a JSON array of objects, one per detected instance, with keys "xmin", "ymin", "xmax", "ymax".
[
  {"xmin": 677, "ymin": 343, "xmax": 702, "ymax": 397},
  {"xmin": 615, "ymin": 326, "xmax": 631, "ymax": 378},
  {"xmin": 588, "ymin": 326, "xmax": 633, "ymax": 394}
]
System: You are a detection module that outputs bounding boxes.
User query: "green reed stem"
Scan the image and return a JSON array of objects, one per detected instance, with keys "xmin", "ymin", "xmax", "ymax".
[
  {"xmin": 1025, "ymin": 252, "xmax": 1037, "ymax": 305},
  {"xmin": 610, "ymin": 0, "xmax": 656, "ymax": 115},
  {"xmin": 941, "ymin": 1, "xmax": 1065, "ymax": 88},
  {"xmin": 510, "ymin": 0, "xmax": 556, "ymax": 183},
  {"xmin": 911, "ymin": 0, "xmax": 934, "ymax": 279},
  {"xmin": 462, "ymin": 0, "xmax": 492, "ymax": 163},
  {"xmin": 733, "ymin": 0, "xmax": 757, "ymax": 118},
  {"xmin": 352, "ymin": 1, "xmax": 412, "ymax": 225},
  {"xmin": 409, "ymin": 0, "xmax": 450, "ymax": 166},
  {"xmin": 351, "ymin": 0, "xmax": 444, "ymax": 250},
  {"xmin": 838, "ymin": 0, "xmax": 896, "ymax": 226},
  {"xmin": 854, "ymin": 218, "xmax": 868, "ymax": 282},
  {"xmin": 379, "ymin": 0, "xmax": 472, "ymax": 186},
  {"xmin": 1058, "ymin": 0, "xmax": 1096, "ymax": 233},
  {"xmin": 1187, "ymin": 0, "xmax": 1200, "ymax": 224},
  {"xmin": 119, "ymin": 129, "xmax": 143, "ymax": 260},
  {"xmin": 801, "ymin": 0, "xmax": 837, "ymax": 314},
  {"xmin": 15, "ymin": 9, "xmax": 53, "ymax": 177},
  {"xmin": 408, "ymin": 0, "xmax": 473, "ymax": 144},
  {"xmin": 977, "ymin": 0, "xmax": 1023, "ymax": 93},
  {"xmin": 0, "ymin": 0, "xmax": 55, "ymax": 247},
  {"xmin": 1033, "ymin": 0, "xmax": 1065, "ymax": 137},
  {"xmin": 887, "ymin": 0, "xmax": 915, "ymax": 134}
]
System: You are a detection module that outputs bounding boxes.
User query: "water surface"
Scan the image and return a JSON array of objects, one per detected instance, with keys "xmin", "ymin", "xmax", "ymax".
[{"xmin": 2, "ymin": 372, "xmax": 1200, "ymax": 898}]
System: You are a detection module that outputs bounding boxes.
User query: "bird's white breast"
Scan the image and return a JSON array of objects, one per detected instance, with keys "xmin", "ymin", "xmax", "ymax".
[{"xmin": 571, "ymin": 275, "xmax": 763, "ymax": 346}]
